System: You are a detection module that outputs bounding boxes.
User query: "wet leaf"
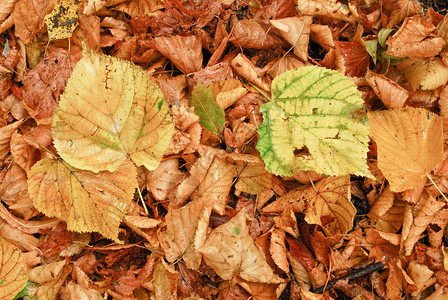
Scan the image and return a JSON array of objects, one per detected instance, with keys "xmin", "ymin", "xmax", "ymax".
[
  {"xmin": 0, "ymin": 238, "xmax": 28, "ymax": 300},
  {"xmin": 369, "ymin": 108, "xmax": 443, "ymax": 192},
  {"xmin": 189, "ymin": 83, "xmax": 225, "ymax": 136},
  {"xmin": 257, "ymin": 66, "xmax": 371, "ymax": 177},
  {"xmin": 28, "ymin": 158, "xmax": 137, "ymax": 242},
  {"xmin": 52, "ymin": 47, "xmax": 174, "ymax": 173}
]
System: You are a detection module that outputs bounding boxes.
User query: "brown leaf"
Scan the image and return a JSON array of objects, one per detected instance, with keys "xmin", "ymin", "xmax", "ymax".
[
  {"xmin": 231, "ymin": 53, "xmax": 270, "ymax": 92},
  {"xmin": 230, "ymin": 19, "xmax": 285, "ymax": 50},
  {"xmin": 368, "ymin": 186, "xmax": 406, "ymax": 233},
  {"xmin": 310, "ymin": 24, "xmax": 335, "ymax": 50},
  {"xmin": 200, "ymin": 209, "xmax": 281, "ymax": 283},
  {"xmin": 146, "ymin": 159, "xmax": 184, "ymax": 201},
  {"xmin": 386, "ymin": 0, "xmax": 421, "ymax": 29},
  {"xmin": 270, "ymin": 229, "xmax": 289, "ymax": 273},
  {"xmin": 407, "ymin": 261, "xmax": 436, "ymax": 296},
  {"xmin": 154, "ymin": 35, "xmax": 203, "ymax": 74},
  {"xmin": 0, "ymin": 120, "xmax": 21, "ymax": 160},
  {"xmin": 12, "ymin": 0, "xmax": 55, "ymax": 43},
  {"xmin": 366, "ymin": 70, "xmax": 409, "ymax": 108},
  {"xmin": 386, "ymin": 16, "xmax": 445, "ymax": 58},
  {"xmin": 335, "ymin": 41, "xmax": 370, "ymax": 77},
  {"xmin": 0, "ymin": 237, "xmax": 28, "ymax": 300}
]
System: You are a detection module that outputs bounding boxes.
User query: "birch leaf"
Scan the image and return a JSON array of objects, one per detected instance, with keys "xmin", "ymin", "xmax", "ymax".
[
  {"xmin": 257, "ymin": 66, "xmax": 371, "ymax": 177},
  {"xmin": 0, "ymin": 238, "xmax": 28, "ymax": 300},
  {"xmin": 27, "ymin": 158, "xmax": 137, "ymax": 242},
  {"xmin": 52, "ymin": 47, "xmax": 174, "ymax": 173},
  {"xmin": 369, "ymin": 108, "xmax": 443, "ymax": 192}
]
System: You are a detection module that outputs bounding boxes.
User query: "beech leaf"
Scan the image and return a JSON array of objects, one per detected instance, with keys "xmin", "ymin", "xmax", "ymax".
[
  {"xmin": 369, "ymin": 108, "xmax": 444, "ymax": 192},
  {"xmin": 257, "ymin": 66, "xmax": 371, "ymax": 177},
  {"xmin": 189, "ymin": 83, "xmax": 225, "ymax": 136},
  {"xmin": 52, "ymin": 47, "xmax": 174, "ymax": 173},
  {"xmin": 0, "ymin": 238, "xmax": 28, "ymax": 300},
  {"xmin": 27, "ymin": 158, "xmax": 137, "ymax": 242}
]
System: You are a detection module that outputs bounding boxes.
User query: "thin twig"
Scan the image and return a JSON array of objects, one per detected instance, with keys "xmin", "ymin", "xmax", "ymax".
[{"xmin": 426, "ymin": 173, "xmax": 448, "ymax": 203}]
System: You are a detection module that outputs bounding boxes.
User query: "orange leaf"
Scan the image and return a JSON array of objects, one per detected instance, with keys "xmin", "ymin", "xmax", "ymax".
[
  {"xmin": 0, "ymin": 237, "xmax": 28, "ymax": 300},
  {"xmin": 270, "ymin": 229, "xmax": 289, "ymax": 273},
  {"xmin": 365, "ymin": 70, "xmax": 409, "ymax": 108},
  {"xmin": 230, "ymin": 19, "xmax": 285, "ymax": 50},
  {"xmin": 405, "ymin": 58, "xmax": 448, "ymax": 91},
  {"xmin": 369, "ymin": 108, "xmax": 444, "ymax": 192}
]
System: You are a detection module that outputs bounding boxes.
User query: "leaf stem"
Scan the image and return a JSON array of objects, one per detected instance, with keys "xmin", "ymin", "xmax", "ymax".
[
  {"xmin": 136, "ymin": 184, "xmax": 149, "ymax": 215},
  {"xmin": 247, "ymin": 81, "xmax": 272, "ymax": 102},
  {"xmin": 426, "ymin": 173, "xmax": 448, "ymax": 203}
]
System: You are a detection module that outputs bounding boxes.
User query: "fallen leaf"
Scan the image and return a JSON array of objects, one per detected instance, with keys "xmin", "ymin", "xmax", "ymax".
[
  {"xmin": 230, "ymin": 19, "xmax": 285, "ymax": 50},
  {"xmin": 365, "ymin": 70, "xmax": 409, "ymax": 108},
  {"xmin": 0, "ymin": 121, "xmax": 21, "ymax": 160},
  {"xmin": 335, "ymin": 41, "xmax": 370, "ymax": 77},
  {"xmin": 114, "ymin": 0, "xmax": 163, "ymax": 18},
  {"xmin": 27, "ymin": 158, "xmax": 137, "ymax": 242},
  {"xmin": 52, "ymin": 47, "xmax": 174, "ymax": 173},
  {"xmin": 28, "ymin": 260, "xmax": 71, "ymax": 299},
  {"xmin": 297, "ymin": 0, "xmax": 360, "ymax": 22},
  {"xmin": 235, "ymin": 156, "xmax": 273, "ymax": 195},
  {"xmin": 146, "ymin": 158, "xmax": 184, "ymax": 201},
  {"xmin": 200, "ymin": 209, "xmax": 280, "ymax": 283},
  {"xmin": 231, "ymin": 53, "xmax": 271, "ymax": 92},
  {"xmin": 304, "ymin": 175, "xmax": 356, "ymax": 235},
  {"xmin": 12, "ymin": 0, "xmax": 55, "ymax": 43},
  {"xmin": 257, "ymin": 66, "xmax": 371, "ymax": 177},
  {"xmin": 369, "ymin": 107, "xmax": 444, "ymax": 192},
  {"xmin": 0, "ymin": 237, "xmax": 28, "ymax": 300},
  {"xmin": 44, "ymin": 0, "xmax": 79, "ymax": 40},
  {"xmin": 405, "ymin": 58, "xmax": 448, "ymax": 91},
  {"xmin": 270, "ymin": 228, "xmax": 289, "ymax": 273},
  {"xmin": 407, "ymin": 261, "xmax": 436, "ymax": 296}
]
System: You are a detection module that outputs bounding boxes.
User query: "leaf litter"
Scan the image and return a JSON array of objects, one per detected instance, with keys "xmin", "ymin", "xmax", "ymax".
[{"xmin": 3, "ymin": 0, "xmax": 448, "ymax": 299}]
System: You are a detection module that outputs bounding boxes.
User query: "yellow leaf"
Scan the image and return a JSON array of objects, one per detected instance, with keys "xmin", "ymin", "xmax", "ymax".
[
  {"xmin": 369, "ymin": 108, "xmax": 444, "ymax": 192},
  {"xmin": 27, "ymin": 158, "xmax": 137, "ymax": 242},
  {"xmin": 44, "ymin": 0, "xmax": 79, "ymax": 40},
  {"xmin": 235, "ymin": 156, "xmax": 273, "ymax": 195},
  {"xmin": 405, "ymin": 58, "xmax": 448, "ymax": 91},
  {"xmin": 52, "ymin": 47, "xmax": 174, "ymax": 173},
  {"xmin": 199, "ymin": 209, "xmax": 280, "ymax": 283},
  {"xmin": 304, "ymin": 175, "xmax": 355, "ymax": 235},
  {"xmin": 0, "ymin": 238, "xmax": 28, "ymax": 300},
  {"xmin": 29, "ymin": 260, "xmax": 71, "ymax": 300}
]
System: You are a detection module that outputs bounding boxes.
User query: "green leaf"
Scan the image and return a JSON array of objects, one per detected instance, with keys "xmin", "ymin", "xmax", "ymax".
[
  {"xmin": 13, "ymin": 282, "xmax": 37, "ymax": 300},
  {"xmin": 365, "ymin": 39, "xmax": 378, "ymax": 65},
  {"xmin": 256, "ymin": 66, "xmax": 372, "ymax": 177},
  {"xmin": 190, "ymin": 83, "xmax": 225, "ymax": 136},
  {"xmin": 378, "ymin": 28, "xmax": 394, "ymax": 48}
]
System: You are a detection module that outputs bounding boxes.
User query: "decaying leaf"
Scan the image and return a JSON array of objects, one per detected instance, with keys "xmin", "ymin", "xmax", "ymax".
[
  {"xmin": 297, "ymin": 0, "xmax": 360, "ymax": 22},
  {"xmin": 369, "ymin": 108, "xmax": 444, "ymax": 192},
  {"xmin": 0, "ymin": 237, "xmax": 28, "ymax": 300},
  {"xmin": 52, "ymin": 47, "xmax": 174, "ymax": 173},
  {"xmin": 257, "ymin": 66, "xmax": 371, "ymax": 177},
  {"xmin": 27, "ymin": 158, "xmax": 137, "ymax": 242},
  {"xmin": 235, "ymin": 157, "xmax": 273, "ymax": 195},
  {"xmin": 304, "ymin": 176, "xmax": 355, "ymax": 235},
  {"xmin": 405, "ymin": 58, "xmax": 448, "ymax": 91},
  {"xmin": 365, "ymin": 70, "xmax": 409, "ymax": 108},
  {"xmin": 44, "ymin": 0, "xmax": 79, "ymax": 40},
  {"xmin": 190, "ymin": 83, "xmax": 225, "ymax": 136},
  {"xmin": 200, "ymin": 209, "xmax": 280, "ymax": 283}
]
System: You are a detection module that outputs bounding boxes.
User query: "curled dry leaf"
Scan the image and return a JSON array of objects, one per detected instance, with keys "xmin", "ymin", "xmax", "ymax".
[
  {"xmin": 369, "ymin": 108, "xmax": 444, "ymax": 192},
  {"xmin": 154, "ymin": 35, "xmax": 203, "ymax": 74},
  {"xmin": 146, "ymin": 158, "xmax": 184, "ymax": 201},
  {"xmin": 270, "ymin": 228, "xmax": 289, "ymax": 273},
  {"xmin": 209, "ymin": 79, "xmax": 248, "ymax": 110},
  {"xmin": 269, "ymin": 16, "xmax": 313, "ymax": 62},
  {"xmin": 365, "ymin": 70, "xmax": 409, "ymax": 108},
  {"xmin": 310, "ymin": 24, "xmax": 335, "ymax": 50},
  {"xmin": 304, "ymin": 175, "xmax": 356, "ymax": 235},
  {"xmin": 0, "ymin": 237, "xmax": 28, "ymax": 300},
  {"xmin": 159, "ymin": 199, "xmax": 211, "ymax": 270},
  {"xmin": 405, "ymin": 58, "xmax": 448, "ymax": 91},
  {"xmin": 386, "ymin": 16, "xmax": 445, "ymax": 58},
  {"xmin": 230, "ymin": 19, "xmax": 285, "ymax": 50},
  {"xmin": 200, "ymin": 209, "xmax": 281, "ymax": 283},
  {"xmin": 52, "ymin": 47, "xmax": 174, "ymax": 173},
  {"xmin": 0, "ymin": 0, "xmax": 17, "ymax": 23},
  {"xmin": 297, "ymin": 0, "xmax": 360, "ymax": 22},
  {"xmin": 114, "ymin": 0, "xmax": 163, "ymax": 18},
  {"xmin": 0, "ymin": 120, "xmax": 21, "ymax": 160},
  {"xmin": 231, "ymin": 53, "xmax": 271, "ymax": 92},
  {"xmin": 368, "ymin": 186, "xmax": 406, "ymax": 233},
  {"xmin": 27, "ymin": 158, "xmax": 137, "ymax": 242},
  {"xmin": 65, "ymin": 281, "xmax": 103, "ymax": 299}
]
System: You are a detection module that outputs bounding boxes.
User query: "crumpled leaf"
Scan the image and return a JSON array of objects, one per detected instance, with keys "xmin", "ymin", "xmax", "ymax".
[
  {"xmin": 44, "ymin": 0, "xmax": 79, "ymax": 40},
  {"xmin": 146, "ymin": 158, "xmax": 184, "ymax": 201},
  {"xmin": 304, "ymin": 175, "xmax": 355, "ymax": 235},
  {"xmin": 52, "ymin": 47, "xmax": 174, "ymax": 173},
  {"xmin": 297, "ymin": 0, "xmax": 360, "ymax": 22},
  {"xmin": 269, "ymin": 16, "xmax": 313, "ymax": 61},
  {"xmin": 0, "ymin": 121, "xmax": 21, "ymax": 160},
  {"xmin": 27, "ymin": 158, "xmax": 137, "ymax": 242},
  {"xmin": 159, "ymin": 199, "xmax": 211, "ymax": 270},
  {"xmin": 270, "ymin": 228, "xmax": 289, "ymax": 273},
  {"xmin": 365, "ymin": 70, "xmax": 409, "ymax": 108},
  {"xmin": 28, "ymin": 260, "xmax": 71, "ymax": 299},
  {"xmin": 230, "ymin": 19, "xmax": 285, "ymax": 50},
  {"xmin": 12, "ymin": 0, "xmax": 55, "ymax": 43},
  {"xmin": 257, "ymin": 66, "xmax": 371, "ymax": 177},
  {"xmin": 405, "ymin": 58, "xmax": 448, "ymax": 91},
  {"xmin": 0, "ymin": 237, "xmax": 28, "ymax": 300},
  {"xmin": 114, "ymin": 0, "xmax": 163, "ymax": 18},
  {"xmin": 386, "ymin": 16, "xmax": 445, "ymax": 58},
  {"xmin": 369, "ymin": 108, "xmax": 444, "ymax": 192},
  {"xmin": 200, "ymin": 209, "xmax": 280, "ymax": 283},
  {"xmin": 190, "ymin": 83, "xmax": 225, "ymax": 136}
]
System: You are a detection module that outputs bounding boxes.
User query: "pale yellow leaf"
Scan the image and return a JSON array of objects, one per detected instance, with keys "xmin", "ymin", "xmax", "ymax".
[
  {"xmin": 27, "ymin": 158, "xmax": 137, "ymax": 242},
  {"xmin": 369, "ymin": 108, "xmax": 444, "ymax": 192},
  {"xmin": 0, "ymin": 237, "xmax": 28, "ymax": 300},
  {"xmin": 200, "ymin": 209, "xmax": 280, "ymax": 283},
  {"xmin": 52, "ymin": 47, "xmax": 174, "ymax": 173},
  {"xmin": 304, "ymin": 176, "xmax": 355, "ymax": 235},
  {"xmin": 405, "ymin": 58, "xmax": 448, "ymax": 91}
]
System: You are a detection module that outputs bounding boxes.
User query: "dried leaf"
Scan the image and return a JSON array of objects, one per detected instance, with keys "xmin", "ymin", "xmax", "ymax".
[
  {"xmin": 231, "ymin": 53, "xmax": 270, "ymax": 92},
  {"xmin": 114, "ymin": 0, "xmax": 163, "ymax": 18},
  {"xmin": 230, "ymin": 19, "xmax": 285, "ymax": 50},
  {"xmin": 44, "ymin": 0, "xmax": 79, "ymax": 40},
  {"xmin": 304, "ymin": 176, "xmax": 356, "ymax": 235},
  {"xmin": 12, "ymin": 0, "xmax": 55, "ymax": 43},
  {"xmin": 365, "ymin": 70, "xmax": 409, "ymax": 108},
  {"xmin": 335, "ymin": 41, "xmax": 370, "ymax": 78},
  {"xmin": 405, "ymin": 58, "xmax": 448, "ymax": 91},
  {"xmin": 270, "ymin": 229, "xmax": 289, "ymax": 273},
  {"xmin": 146, "ymin": 159, "xmax": 184, "ymax": 201},
  {"xmin": 0, "ymin": 121, "xmax": 21, "ymax": 160},
  {"xmin": 235, "ymin": 157, "xmax": 273, "ymax": 195},
  {"xmin": 269, "ymin": 16, "xmax": 312, "ymax": 61},
  {"xmin": 200, "ymin": 209, "xmax": 280, "ymax": 283},
  {"xmin": 29, "ymin": 260, "xmax": 71, "ymax": 299},
  {"xmin": 257, "ymin": 66, "xmax": 371, "ymax": 177},
  {"xmin": 407, "ymin": 261, "xmax": 436, "ymax": 296},
  {"xmin": 190, "ymin": 83, "xmax": 225, "ymax": 136},
  {"xmin": 52, "ymin": 47, "xmax": 174, "ymax": 173},
  {"xmin": 297, "ymin": 0, "xmax": 360, "ymax": 22},
  {"xmin": 369, "ymin": 108, "xmax": 444, "ymax": 192},
  {"xmin": 27, "ymin": 158, "xmax": 137, "ymax": 242},
  {"xmin": 386, "ymin": 16, "xmax": 445, "ymax": 58},
  {"xmin": 0, "ymin": 237, "xmax": 28, "ymax": 300}
]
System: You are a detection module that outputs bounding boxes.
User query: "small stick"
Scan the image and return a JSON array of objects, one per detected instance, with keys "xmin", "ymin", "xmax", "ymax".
[{"xmin": 310, "ymin": 262, "xmax": 385, "ymax": 294}]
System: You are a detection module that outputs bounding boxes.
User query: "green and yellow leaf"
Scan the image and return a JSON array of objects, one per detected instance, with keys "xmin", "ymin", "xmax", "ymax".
[
  {"xmin": 52, "ymin": 47, "xmax": 174, "ymax": 173},
  {"xmin": 257, "ymin": 66, "xmax": 371, "ymax": 177},
  {"xmin": 27, "ymin": 158, "xmax": 137, "ymax": 242}
]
